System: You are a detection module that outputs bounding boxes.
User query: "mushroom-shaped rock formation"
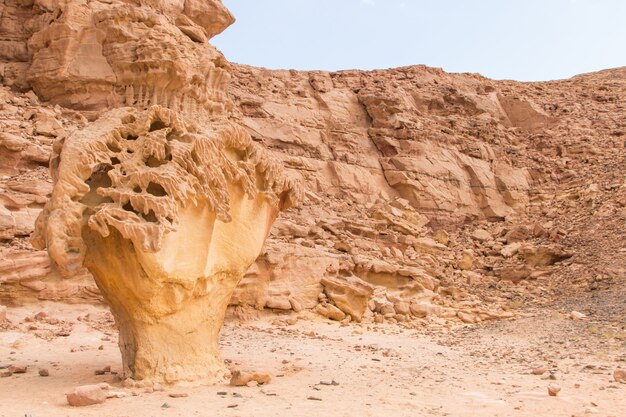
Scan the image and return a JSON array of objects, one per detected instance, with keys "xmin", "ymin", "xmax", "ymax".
[{"xmin": 33, "ymin": 105, "xmax": 301, "ymax": 384}]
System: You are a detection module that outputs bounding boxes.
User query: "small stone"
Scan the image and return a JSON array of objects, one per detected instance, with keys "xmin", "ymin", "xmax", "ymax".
[
  {"xmin": 245, "ymin": 380, "xmax": 258, "ymax": 387},
  {"xmin": 471, "ymin": 229, "xmax": 491, "ymax": 242},
  {"xmin": 217, "ymin": 391, "xmax": 228, "ymax": 396},
  {"xmin": 458, "ymin": 250, "xmax": 474, "ymax": 270},
  {"xmin": 613, "ymin": 369, "xmax": 626, "ymax": 383},
  {"xmin": 457, "ymin": 311, "xmax": 477, "ymax": 324},
  {"xmin": 94, "ymin": 369, "xmax": 106, "ymax": 375},
  {"xmin": 0, "ymin": 370, "xmax": 12, "ymax": 377},
  {"xmin": 532, "ymin": 368, "xmax": 547, "ymax": 375},
  {"xmin": 230, "ymin": 370, "xmax": 271, "ymax": 386},
  {"xmin": 98, "ymin": 345, "xmax": 104, "ymax": 350},
  {"xmin": 227, "ymin": 404, "xmax": 238, "ymax": 408},
  {"xmin": 38, "ymin": 368, "xmax": 50, "ymax": 377},
  {"xmin": 547, "ymin": 385, "xmax": 561, "ymax": 396},
  {"xmin": 434, "ymin": 229, "xmax": 450, "ymax": 246},
  {"xmin": 161, "ymin": 402, "xmax": 171, "ymax": 409},
  {"xmin": 570, "ymin": 311, "xmax": 586, "ymax": 320},
  {"xmin": 102, "ymin": 365, "xmax": 111, "ymax": 373},
  {"xmin": 307, "ymin": 396, "xmax": 322, "ymax": 401},
  {"xmin": 169, "ymin": 392, "xmax": 188, "ymax": 398},
  {"xmin": 500, "ymin": 242, "xmax": 522, "ymax": 258},
  {"xmin": 34, "ymin": 114, "xmax": 63, "ymax": 137},
  {"xmin": 66, "ymin": 384, "xmax": 108, "ymax": 407},
  {"xmin": 9, "ymin": 365, "xmax": 26, "ymax": 374},
  {"xmin": 393, "ymin": 301, "xmax": 410, "ymax": 316}
]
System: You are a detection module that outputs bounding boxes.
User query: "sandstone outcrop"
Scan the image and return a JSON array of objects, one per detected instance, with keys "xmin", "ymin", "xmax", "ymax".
[
  {"xmin": 5, "ymin": 0, "xmax": 301, "ymax": 385},
  {"xmin": 32, "ymin": 104, "xmax": 299, "ymax": 384}
]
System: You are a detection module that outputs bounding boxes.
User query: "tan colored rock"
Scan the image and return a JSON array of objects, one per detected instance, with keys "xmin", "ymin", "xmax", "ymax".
[
  {"xmin": 500, "ymin": 242, "xmax": 522, "ymax": 258},
  {"xmin": 458, "ymin": 250, "xmax": 474, "ymax": 271},
  {"xmin": 320, "ymin": 276, "xmax": 374, "ymax": 322},
  {"xmin": 34, "ymin": 114, "xmax": 64, "ymax": 137},
  {"xmin": 393, "ymin": 301, "xmax": 411, "ymax": 316},
  {"xmin": 547, "ymin": 385, "xmax": 561, "ymax": 397},
  {"xmin": 25, "ymin": 1, "xmax": 301, "ymax": 385},
  {"xmin": 434, "ymin": 229, "xmax": 450, "ymax": 246},
  {"xmin": 314, "ymin": 303, "xmax": 346, "ymax": 321},
  {"xmin": 0, "ymin": 305, "xmax": 6, "ymax": 323},
  {"xmin": 521, "ymin": 245, "xmax": 573, "ymax": 267},
  {"xmin": 413, "ymin": 237, "xmax": 447, "ymax": 255},
  {"xmin": 0, "ymin": 0, "xmax": 234, "ymax": 119},
  {"xmin": 33, "ymin": 105, "xmax": 300, "ymax": 385},
  {"xmin": 231, "ymin": 243, "xmax": 334, "ymax": 311},
  {"xmin": 570, "ymin": 311, "xmax": 586, "ymax": 320},
  {"xmin": 0, "ymin": 132, "xmax": 50, "ymax": 176},
  {"xmin": 495, "ymin": 266, "xmax": 532, "ymax": 283},
  {"xmin": 409, "ymin": 302, "xmax": 439, "ymax": 318},
  {"xmin": 504, "ymin": 225, "xmax": 530, "ymax": 244},
  {"xmin": 457, "ymin": 311, "xmax": 478, "ymax": 324},
  {"xmin": 471, "ymin": 229, "xmax": 491, "ymax": 242},
  {"xmin": 230, "ymin": 370, "xmax": 271, "ymax": 387},
  {"xmin": 614, "ymin": 369, "xmax": 626, "ymax": 383},
  {"xmin": 66, "ymin": 385, "xmax": 108, "ymax": 407}
]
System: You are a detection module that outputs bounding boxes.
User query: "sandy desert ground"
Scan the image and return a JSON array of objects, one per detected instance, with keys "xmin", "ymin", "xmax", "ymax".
[{"xmin": 1, "ymin": 287, "xmax": 624, "ymax": 417}]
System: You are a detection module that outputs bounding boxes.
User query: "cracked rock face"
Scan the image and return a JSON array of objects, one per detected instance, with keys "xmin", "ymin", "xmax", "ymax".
[{"xmin": 27, "ymin": 0, "xmax": 302, "ymax": 385}]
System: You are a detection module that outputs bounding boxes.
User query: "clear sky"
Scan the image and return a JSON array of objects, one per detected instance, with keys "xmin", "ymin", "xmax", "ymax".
[{"xmin": 212, "ymin": 0, "xmax": 626, "ymax": 81}]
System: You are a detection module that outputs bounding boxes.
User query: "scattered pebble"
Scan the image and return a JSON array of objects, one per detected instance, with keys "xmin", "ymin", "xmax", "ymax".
[
  {"xmin": 548, "ymin": 385, "xmax": 561, "ymax": 397},
  {"xmin": 319, "ymin": 380, "xmax": 340, "ymax": 386},
  {"xmin": 38, "ymin": 368, "xmax": 49, "ymax": 377},
  {"xmin": 9, "ymin": 365, "xmax": 27, "ymax": 374}
]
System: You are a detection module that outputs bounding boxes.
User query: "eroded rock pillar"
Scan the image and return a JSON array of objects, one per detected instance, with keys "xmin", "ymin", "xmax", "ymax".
[{"xmin": 33, "ymin": 107, "xmax": 301, "ymax": 384}]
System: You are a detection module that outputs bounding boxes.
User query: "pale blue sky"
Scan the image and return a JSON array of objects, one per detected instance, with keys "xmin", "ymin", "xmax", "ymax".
[{"xmin": 213, "ymin": 0, "xmax": 626, "ymax": 81}]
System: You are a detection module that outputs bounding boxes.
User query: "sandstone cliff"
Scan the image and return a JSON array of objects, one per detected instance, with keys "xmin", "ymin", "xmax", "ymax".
[{"xmin": 0, "ymin": 0, "xmax": 624, "ymax": 328}]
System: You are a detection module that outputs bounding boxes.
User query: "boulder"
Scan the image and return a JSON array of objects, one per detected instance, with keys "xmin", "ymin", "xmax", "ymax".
[
  {"xmin": 66, "ymin": 385, "xmax": 107, "ymax": 407},
  {"xmin": 320, "ymin": 275, "xmax": 374, "ymax": 322}
]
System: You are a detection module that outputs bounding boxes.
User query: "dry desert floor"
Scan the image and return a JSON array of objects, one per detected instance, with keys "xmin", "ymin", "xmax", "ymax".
[{"xmin": 1, "ymin": 289, "xmax": 624, "ymax": 417}]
